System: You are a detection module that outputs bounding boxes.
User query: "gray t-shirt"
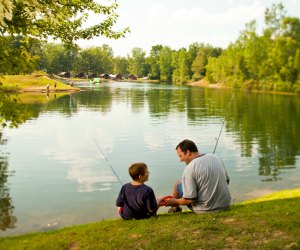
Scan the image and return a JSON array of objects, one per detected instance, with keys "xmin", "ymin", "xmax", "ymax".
[{"xmin": 182, "ymin": 153, "xmax": 231, "ymax": 212}]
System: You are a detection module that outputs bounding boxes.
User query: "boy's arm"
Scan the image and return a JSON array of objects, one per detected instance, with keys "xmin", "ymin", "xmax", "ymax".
[
  {"xmin": 147, "ymin": 190, "xmax": 159, "ymax": 212},
  {"xmin": 116, "ymin": 197, "xmax": 123, "ymax": 207},
  {"xmin": 116, "ymin": 187, "xmax": 125, "ymax": 207},
  {"xmin": 148, "ymin": 198, "xmax": 163, "ymax": 212}
]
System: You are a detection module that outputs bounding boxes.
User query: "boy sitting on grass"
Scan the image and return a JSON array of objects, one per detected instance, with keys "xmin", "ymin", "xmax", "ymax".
[{"xmin": 116, "ymin": 162, "xmax": 163, "ymax": 220}]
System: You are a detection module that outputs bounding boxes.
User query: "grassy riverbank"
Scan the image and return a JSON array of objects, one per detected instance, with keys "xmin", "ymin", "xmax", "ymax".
[
  {"xmin": 0, "ymin": 74, "xmax": 79, "ymax": 92},
  {"xmin": 0, "ymin": 188, "xmax": 299, "ymax": 250}
]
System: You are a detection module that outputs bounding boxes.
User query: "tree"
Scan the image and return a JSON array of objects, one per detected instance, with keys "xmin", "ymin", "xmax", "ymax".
[
  {"xmin": 99, "ymin": 44, "xmax": 114, "ymax": 74},
  {"xmin": 75, "ymin": 47, "xmax": 100, "ymax": 75},
  {"xmin": 0, "ymin": 0, "xmax": 129, "ymax": 43},
  {"xmin": 0, "ymin": 35, "xmax": 41, "ymax": 74},
  {"xmin": 264, "ymin": 7, "xmax": 300, "ymax": 86},
  {"xmin": 238, "ymin": 20, "xmax": 268, "ymax": 80},
  {"xmin": 159, "ymin": 46, "xmax": 173, "ymax": 83},
  {"xmin": 72, "ymin": 45, "xmax": 114, "ymax": 75},
  {"xmin": 113, "ymin": 56, "xmax": 129, "ymax": 75},
  {"xmin": 205, "ymin": 2, "xmax": 300, "ymax": 92},
  {"xmin": 0, "ymin": 0, "xmax": 129, "ymax": 74},
  {"xmin": 37, "ymin": 43, "xmax": 77, "ymax": 74},
  {"xmin": 295, "ymin": 49, "xmax": 300, "ymax": 82},
  {"xmin": 128, "ymin": 47, "xmax": 146, "ymax": 76},
  {"xmin": 264, "ymin": 2, "xmax": 286, "ymax": 38},
  {"xmin": 280, "ymin": 17, "xmax": 300, "ymax": 83},
  {"xmin": 206, "ymin": 43, "xmax": 244, "ymax": 85},
  {"xmin": 172, "ymin": 48, "xmax": 189, "ymax": 84},
  {"xmin": 147, "ymin": 45, "xmax": 163, "ymax": 80},
  {"xmin": 189, "ymin": 43, "xmax": 223, "ymax": 81},
  {"xmin": 187, "ymin": 43, "xmax": 202, "ymax": 79},
  {"xmin": 140, "ymin": 61, "xmax": 150, "ymax": 77},
  {"xmin": 191, "ymin": 51, "xmax": 206, "ymax": 79}
]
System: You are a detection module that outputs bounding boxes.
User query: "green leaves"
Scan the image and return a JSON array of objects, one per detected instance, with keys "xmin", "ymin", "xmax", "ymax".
[
  {"xmin": 0, "ymin": 0, "xmax": 129, "ymax": 75},
  {"xmin": 0, "ymin": 36, "xmax": 40, "ymax": 74},
  {"xmin": 205, "ymin": 3, "xmax": 300, "ymax": 91}
]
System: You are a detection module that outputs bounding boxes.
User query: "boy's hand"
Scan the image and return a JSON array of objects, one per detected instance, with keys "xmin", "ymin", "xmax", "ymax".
[{"xmin": 156, "ymin": 196, "xmax": 164, "ymax": 206}]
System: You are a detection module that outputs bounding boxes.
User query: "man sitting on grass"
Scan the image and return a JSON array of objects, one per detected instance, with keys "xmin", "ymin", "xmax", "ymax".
[{"xmin": 166, "ymin": 139, "xmax": 231, "ymax": 213}]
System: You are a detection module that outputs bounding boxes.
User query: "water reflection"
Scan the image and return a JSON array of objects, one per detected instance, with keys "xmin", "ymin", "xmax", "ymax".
[
  {"xmin": 5, "ymin": 85, "xmax": 300, "ymax": 183},
  {"xmin": 80, "ymin": 86, "xmax": 299, "ymax": 182},
  {"xmin": 0, "ymin": 132, "xmax": 17, "ymax": 231},
  {"xmin": 228, "ymin": 93, "xmax": 300, "ymax": 181}
]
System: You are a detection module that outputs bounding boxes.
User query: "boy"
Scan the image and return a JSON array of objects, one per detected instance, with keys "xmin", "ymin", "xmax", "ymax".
[{"xmin": 116, "ymin": 162, "xmax": 162, "ymax": 220}]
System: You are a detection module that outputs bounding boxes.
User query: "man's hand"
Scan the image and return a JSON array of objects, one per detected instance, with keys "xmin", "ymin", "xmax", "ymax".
[
  {"xmin": 165, "ymin": 198, "xmax": 178, "ymax": 206},
  {"xmin": 157, "ymin": 196, "xmax": 174, "ymax": 206}
]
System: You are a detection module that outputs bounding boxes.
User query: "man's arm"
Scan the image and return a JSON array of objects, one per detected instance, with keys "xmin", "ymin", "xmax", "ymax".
[{"xmin": 166, "ymin": 197, "xmax": 193, "ymax": 206}]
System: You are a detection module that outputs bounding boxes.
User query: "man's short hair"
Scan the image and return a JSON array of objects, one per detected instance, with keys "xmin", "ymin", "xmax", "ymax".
[
  {"xmin": 128, "ymin": 162, "xmax": 147, "ymax": 181},
  {"xmin": 176, "ymin": 139, "xmax": 198, "ymax": 153}
]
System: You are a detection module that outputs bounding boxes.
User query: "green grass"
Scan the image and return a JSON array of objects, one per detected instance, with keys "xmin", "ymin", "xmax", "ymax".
[
  {"xmin": 1, "ymin": 188, "xmax": 299, "ymax": 249},
  {"xmin": 0, "ymin": 74, "xmax": 78, "ymax": 91}
]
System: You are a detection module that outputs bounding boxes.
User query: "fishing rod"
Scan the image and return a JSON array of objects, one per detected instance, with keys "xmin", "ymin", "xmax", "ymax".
[
  {"xmin": 213, "ymin": 89, "xmax": 236, "ymax": 154},
  {"xmin": 93, "ymin": 138, "xmax": 123, "ymax": 185}
]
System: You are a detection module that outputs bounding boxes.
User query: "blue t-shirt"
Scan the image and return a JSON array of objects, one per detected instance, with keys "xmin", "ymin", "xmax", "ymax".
[{"xmin": 116, "ymin": 183, "xmax": 157, "ymax": 220}]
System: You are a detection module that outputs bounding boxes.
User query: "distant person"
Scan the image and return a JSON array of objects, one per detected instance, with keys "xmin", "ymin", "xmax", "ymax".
[
  {"xmin": 47, "ymin": 83, "xmax": 50, "ymax": 91},
  {"xmin": 166, "ymin": 139, "xmax": 231, "ymax": 213},
  {"xmin": 116, "ymin": 162, "xmax": 163, "ymax": 220}
]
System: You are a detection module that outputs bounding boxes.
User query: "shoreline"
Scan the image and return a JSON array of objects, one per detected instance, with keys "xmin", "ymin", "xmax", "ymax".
[
  {"xmin": 1, "ymin": 74, "xmax": 299, "ymax": 96},
  {"xmin": 186, "ymin": 79, "xmax": 224, "ymax": 89}
]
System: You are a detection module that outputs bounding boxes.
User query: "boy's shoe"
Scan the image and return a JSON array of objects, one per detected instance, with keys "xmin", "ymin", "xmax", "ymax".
[{"xmin": 168, "ymin": 206, "xmax": 182, "ymax": 213}]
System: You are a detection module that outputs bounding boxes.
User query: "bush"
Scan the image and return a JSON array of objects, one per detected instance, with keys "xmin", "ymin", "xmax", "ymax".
[
  {"xmin": 192, "ymin": 73, "xmax": 203, "ymax": 81},
  {"xmin": 243, "ymin": 79, "xmax": 260, "ymax": 91},
  {"xmin": 293, "ymin": 81, "xmax": 300, "ymax": 94}
]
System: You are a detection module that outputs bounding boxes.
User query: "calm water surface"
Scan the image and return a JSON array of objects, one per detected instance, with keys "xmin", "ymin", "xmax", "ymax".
[{"xmin": 1, "ymin": 82, "xmax": 300, "ymax": 236}]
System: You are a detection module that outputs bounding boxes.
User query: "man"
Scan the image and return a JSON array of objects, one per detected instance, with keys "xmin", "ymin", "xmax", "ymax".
[{"xmin": 166, "ymin": 139, "xmax": 231, "ymax": 213}]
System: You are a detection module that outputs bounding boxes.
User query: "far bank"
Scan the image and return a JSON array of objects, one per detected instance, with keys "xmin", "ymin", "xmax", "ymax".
[
  {"xmin": 187, "ymin": 79, "xmax": 300, "ymax": 96},
  {"xmin": 1, "ymin": 74, "xmax": 300, "ymax": 96}
]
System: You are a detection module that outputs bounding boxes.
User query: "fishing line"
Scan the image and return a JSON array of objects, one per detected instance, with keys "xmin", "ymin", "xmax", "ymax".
[
  {"xmin": 93, "ymin": 138, "xmax": 123, "ymax": 185},
  {"xmin": 213, "ymin": 89, "xmax": 236, "ymax": 154}
]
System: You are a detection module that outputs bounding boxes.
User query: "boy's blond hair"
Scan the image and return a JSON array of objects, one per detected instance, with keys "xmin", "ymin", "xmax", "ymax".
[{"xmin": 128, "ymin": 162, "xmax": 147, "ymax": 181}]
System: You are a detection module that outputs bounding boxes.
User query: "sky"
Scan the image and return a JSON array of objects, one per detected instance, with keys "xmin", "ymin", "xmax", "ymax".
[{"xmin": 77, "ymin": 0, "xmax": 300, "ymax": 57}]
